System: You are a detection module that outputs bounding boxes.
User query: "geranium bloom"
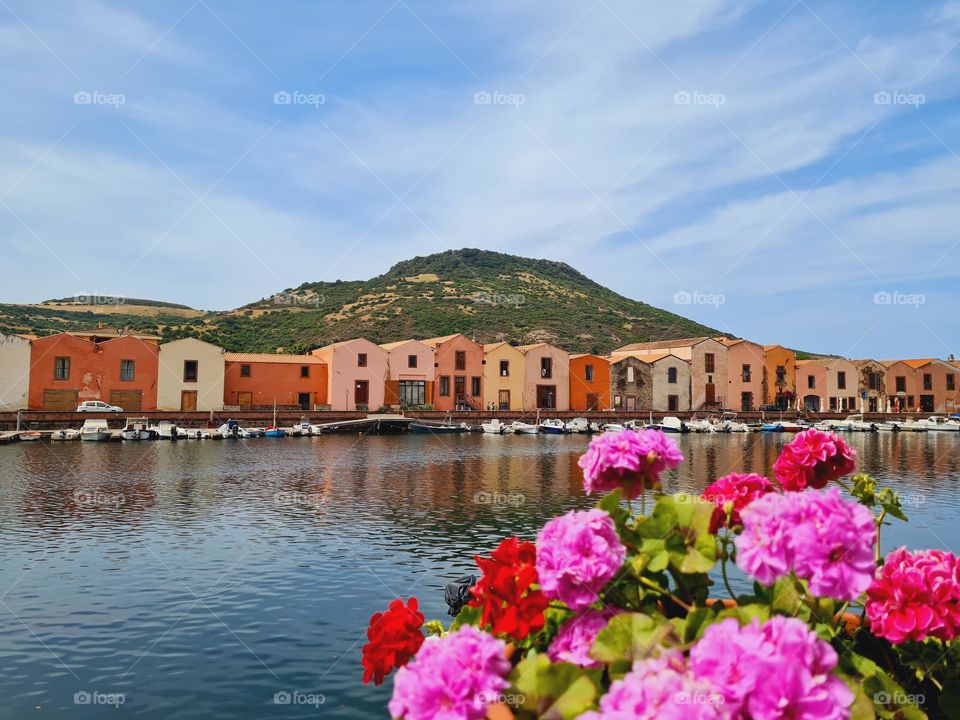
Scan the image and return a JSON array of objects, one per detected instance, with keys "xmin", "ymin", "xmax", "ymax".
[
  {"xmin": 468, "ymin": 537, "xmax": 548, "ymax": 640},
  {"xmin": 579, "ymin": 651, "xmax": 725, "ymax": 720},
  {"xmin": 361, "ymin": 597, "xmax": 425, "ymax": 685},
  {"xmin": 388, "ymin": 625, "xmax": 510, "ymax": 720},
  {"xmin": 690, "ymin": 617, "xmax": 852, "ymax": 720},
  {"xmin": 536, "ymin": 509, "xmax": 626, "ymax": 611},
  {"xmin": 773, "ymin": 429, "xmax": 856, "ymax": 491},
  {"xmin": 578, "ymin": 429, "xmax": 683, "ymax": 499},
  {"xmin": 866, "ymin": 547, "xmax": 960, "ymax": 644},
  {"xmin": 701, "ymin": 473, "xmax": 774, "ymax": 533},
  {"xmin": 736, "ymin": 489, "xmax": 876, "ymax": 601},
  {"xmin": 547, "ymin": 608, "xmax": 618, "ymax": 668}
]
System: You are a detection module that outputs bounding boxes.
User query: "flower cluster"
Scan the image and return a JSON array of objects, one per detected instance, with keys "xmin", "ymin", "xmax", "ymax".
[
  {"xmin": 361, "ymin": 597, "xmax": 425, "ymax": 685},
  {"xmin": 773, "ymin": 429, "xmax": 856, "ymax": 491},
  {"xmin": 547, "ymin": 608, "xmax": 619, "ymax": 668},
  {"xmin": 536, "ymin": 509, "xmax": 626, "ymax": 611},
  {"xmin": 736, "ymin": 488, "xmax": 876, "ymax": 600},
  {"xmin": 701, "ymin": 472, "xmax": 774, "ymax": 533},
  {"xmin": 389, "ymin": 625, "xmax": 510, "ymax": 720},
  {"xmin": 866, "ymin": 547, "xmax": 960, "ymax": 644},
  {"xmin": 690, "ymin": 617, "xmax": 853, "ymax": 720},
  {"xmin": 578, "ymin": 429, "xmax": 683, "ymax": 498},
  {"xmin": 468, "ymin": 537, "xmax": 548, "ymax": 640}
]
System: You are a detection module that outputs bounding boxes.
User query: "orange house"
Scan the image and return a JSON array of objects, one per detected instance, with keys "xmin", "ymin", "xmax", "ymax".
[
  {"xmin": 423, "ymin": 334, "xmax": 484, "ymax": 411},
  {"xmin": 28, "ymin": 332, "xmax": 159, "ymax": 410},
  {"xmin": 569, "ymin": 354, "xmax": 610, "ymax": 411},
  {"xmin": 224, "ymin": 353, "xmax": 328, "ymax": 411}
]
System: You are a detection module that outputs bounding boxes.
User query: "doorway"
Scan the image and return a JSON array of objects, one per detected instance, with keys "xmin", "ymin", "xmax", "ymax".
[
  {"xmin": 355, "ymin": 380, "xmax": 369, "ymax": 406},
  {"xmin": 586, "ymin": 393, "xmax": 600, "ymax": 411},
  {"xmin": 920, "ymin": 395, "xmax": 935, "ymax": 412},
  {"xmin": 181, "ymin": 390, "xmax": 198, "ymax": 411},
  {"xmin": 298, "ymin": 393, "xmax": 311, "ymax": 411},
  {"xmin": 237, "ymin": 392, "xmax": 252, "ymax": 410},
  {"xmin": 497, "ymin": 390, "xmax": 510, "ymax": 411},
  {"xmin": 536, "ymin": 385, "xmax": 556, "ymax": 409},
  {"xmin": 705, "ymin": 383, "xmax": 716, "ymax": 404}
]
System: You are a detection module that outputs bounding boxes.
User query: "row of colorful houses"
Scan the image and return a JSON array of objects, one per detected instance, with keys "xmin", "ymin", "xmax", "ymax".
[{"xmin": 0, "ymin": 329, "xmax": 957, "ymax": 414}]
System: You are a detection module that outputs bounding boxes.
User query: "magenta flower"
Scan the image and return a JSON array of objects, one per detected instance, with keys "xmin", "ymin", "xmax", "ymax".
[
  {"xmin": 578, "ymin": 429, "xmax": 683, "ymax": 499},
  {"xmin": 547, "ymin": 608, "xmax": 619, "ymax": 668},
  {"xmin": 866, "ymin": 547, "xmax": 960, "ymax": 644},
  {"xmin": 773, "ymin": 429, "xmax": 856, "ymax": 491},
  {"xmin": 691, "ymin": 617, "xmax": 852, "ymax": 720},
  {"xmin": 736, "ymin": 489, "xmax": 877, "ymax": 601},
  {"xmin": 388, "ymin": 625, "xmax": 510, "ymax": 720},
  {"xmin": 536, "ymin": 509, "xmax": 626, "ymax": 611},
  {"xmin": 579, "ymin": 651, "xmax": 725, "ymax": 720},
  {"xmin": 701, "ymin": 473, "xmax": 774, "ymax": 533}
]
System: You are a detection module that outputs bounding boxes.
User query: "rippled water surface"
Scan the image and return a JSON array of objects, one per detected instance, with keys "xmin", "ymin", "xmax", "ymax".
[{"xmin": 0, "ymin": 432, "xmax": 957, "ymax": 718}]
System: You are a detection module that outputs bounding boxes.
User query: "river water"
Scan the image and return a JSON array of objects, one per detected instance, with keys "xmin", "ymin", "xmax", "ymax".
[{"xmin": 0, "ymin": 432, "xmax": 957, "ymax": 718}]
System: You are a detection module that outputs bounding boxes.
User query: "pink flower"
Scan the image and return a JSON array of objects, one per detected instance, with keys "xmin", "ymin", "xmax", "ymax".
[
  {"xmin": 579, "ymin": 651, "xmax": 726, "ymax": 720},
  {"xmin": 536, "ymin": 509, "xmax": 626, "ymax": 611},
  {"xmin": 736, "ymin": 489, "xmax": 877, "ymax": 601},
  {"xmin": 547, "ymin": 608, "xmax": 618, "ymax": 668},
  {"xmin": 690, "ymin": 617, "xmax": 853, "ymax": 720},
  {"xmin": 701, "ymin": 473, "xmax": 775, "ymax": 533},
  {"xmin": 866, "ymin": 548, "xmax": 960, "ymax": 644},
  {"xmin": 578, "ymin": 429, "xmax": 683, "ymax": 499},
  {"xmin": 388, "ymin": 625, "xmax": 510, "ymax": 720},
  {"xmin": 773, "ymin": 429, "xmax": 856, "ymax": 491}
]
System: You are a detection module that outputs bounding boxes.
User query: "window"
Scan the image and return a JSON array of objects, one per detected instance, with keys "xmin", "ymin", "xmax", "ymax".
[
  {"xmin": 471, "ymin": 376, "xmax": 481, "ymax": 396},
  {"xmin": 357, "ymin": 353, "xmax": 367, "ymax": 368},
  {"xmin": 439, "ymin": 376, "xmax": 450, "ymax": 396},
  {"xmin": 868, "ymin": 372, "xmax": 881, "ymax": 390},
  {"xmin": 240, "ymin": 364, "xmax": 251, "ymax": 377},
  {"xmin": 398, "ymin": 380, "xmax": 425, "ymax": 406},
  {"xmin": 742, "ymin": 364, "xmax": 751, "ymax": 382},
  {"xmin": 455, "ymin": 351, "xmax": 466, "ymax": 371},
  {"xmin": 183, "ymin": 360, "xmax": 198, "ymax": 382},
  {"xmin": 776, "ymin": 365, "xmax": 786, "ymax": 384},
  {"xmin": 585, "ymin": 364, "xmax": 594, "ymax": 382},
  {"xmin": 896, "ymin": 376, "xmax": 906, "ymax": 393},
  {"xmin": 407, "ymin": 354, "xmax": 417, "ymax": 369},
  {"xmin": 907, "ymin": 395, "xmax": 914, "ymax": 408},
  {"xmin": 541, "ymin": 357, "xmax": 552, "ymax": 379},
  {"xmin": 120, "ymin": 359, "xmax": 135, "ymax": 381},
  {"xmin": 837, "ymin": 371, "xmax": 846, "ymax": 390},
  {"xmin": 807, "ymin": 374, "xmax": 815, "ymax": 389},
  {"xmin": 300, "ymin": 366, "xmax": 310, "ymax": 378},
  {"xmin": 830, "ymin": 397, "xmax": 837, "ymax": 411},
  {"xmin": 499, "ymin": 360, "xmax": 509, "ymax": 377},
  {"xmin": 54, "ymin": 357, "xmax": 70, "ymax": 380},
  {"xmin": 848, "ymin": 396, "xmax": 857, "ymax": 410},
  {"xmin": 948, "ymin": 374, "xmax": 956, "ymax": 391},
  {"xmin": 923, "ymin": 373, "xmax": 932, "ymax": 391},
  {"xmin": 626, "ymin": 366, "xmax": 635, "ymax": 383},
  {"xmin": 667, "ymin": 367, "xmax": 677, "ymax": 384},
  {"xmin": 704, "ymin": 353, "xmax": 715, "ymax": 373}
]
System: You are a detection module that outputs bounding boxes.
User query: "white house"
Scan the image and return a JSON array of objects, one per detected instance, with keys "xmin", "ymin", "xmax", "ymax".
[{"xmin": 0, "ymin": 332, "xmax": 31, "ymax": 411}]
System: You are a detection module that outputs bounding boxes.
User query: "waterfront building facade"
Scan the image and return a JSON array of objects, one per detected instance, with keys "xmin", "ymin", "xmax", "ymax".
[
  {"xmin": 761, "ymin": 345, "xmax": 797, "ymax": 408},
  {"xmin": 855, "ymin": 360, "xmax": 888, "ymax": 413},
  {"xmin": 824, "ymin": 358, "xmax": 860, "ymax": 413},
  {"xmin": 895, "ymin": 359, "xmax": 958, "ymax": 413},
  {"xmin": 617, "ymin": 353, "xmax": 691, "ymax": 411},
  {"xmin": 311, "ymin": 339, "xmax": 387, "ymax": 411},
  {"xmin": 224, "ymin": 353, "xmax": 328, "ymax": 411},
  {"xmin": 612, "ymin": 337, "xmax": 726, "ymax": 411},
  {"xmin": 568, "ymin": 354, "xmax": 610, "ymax": 411},
  {"xmin": 716, "ymin": 338, "xmax": 765, "ymax": 412},
  {"xmin": 609, "ymin": 355, "xmax": 653, "ymax": 411},
  {"xmin": 379, "ymin": 340, "xmax": 435, "ymax": 408},
  {"xmin": 423, "ymin": 334, "xmax": 484, "ymax": 411},
  {"xmin": 517, "ymin": 343, "xmax": 570, "ymax": 410},
  {"xmin": 157, "ymin": 338, "xmax": 225, "ymax": 412},
  {"xmin": 482, "ymin": 342, "xmax": 525, "ymax": 411},
  {"xmin": 0, "ymin": 332, "xmax": 31, "ymax": 411},
  {"xmin": 796, "ymin": 359, "xmax": 828, "ymax": 412}
]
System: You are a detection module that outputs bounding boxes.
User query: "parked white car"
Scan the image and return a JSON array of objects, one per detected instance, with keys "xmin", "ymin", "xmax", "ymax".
[{"xmin": 76, "ymin": 400, "xmax": 123, "ymax": 412}]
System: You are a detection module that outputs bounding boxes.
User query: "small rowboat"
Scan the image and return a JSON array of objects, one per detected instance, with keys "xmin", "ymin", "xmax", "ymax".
[
  {"xmin": 410, "ymin": 421, "xmax": 469, "ymax": 434},
  {"xmin": 18, "ymin": 431, "xmax": 41, "ymax": 441}
]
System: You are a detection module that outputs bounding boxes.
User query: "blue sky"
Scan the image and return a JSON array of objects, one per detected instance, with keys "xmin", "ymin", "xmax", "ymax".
[{"xmin": 1, "ymin": 0, "xmax": 958, "ymax": 358}]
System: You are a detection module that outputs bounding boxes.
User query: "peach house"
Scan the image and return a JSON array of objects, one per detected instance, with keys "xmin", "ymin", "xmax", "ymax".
[
  {"xmin": 482, "ymin": 342, "xmax": 525, "ymax": 411},
  {"xmin": 883, "ymin": 360, "xmax": 920, "ymax": 413},
  {"xmin": 517, "ymin": 343, "xmax": 570, "ymax": 410},
  {"xmin": 569, "ymin": 354, "xmax": 610, "ymax": 411},
  {"xmin": 715, "ymin": 338, "xmax": 764, "ymax": 412},
  {"xmin": 613, "ymin": 337, "xmax": 725, "ymax": 411},
  {"xmin": 311, "ymin": 339, "xmax": 387, "ymax": 411},
  {"xmin": 224, "ymin": 353, "xmax": 328, "ymax": 411},
  {"xmin": 762, "ymin": 345, "xmax": 797, "ymax": 409},
  {"xmin": 899, "ymin": 359, "xmax": 958, "ymax": 413},
  {"xmin": 29, "ymin": 331, "xmax": 160, "ymax": 410},
  {"xmin": 796, "ymin": 359, "xmax": 828, "ymax": 412},
  {"xmin": 825, "ymin": 358, "xmax": 859, "ymax": 413},
  {"xmin": 423, "ymin": 334, "xmax": 484, "ymax": 411},
  {"xmin": 379, "ymin": 340, "xmax": 435, "ymax": 408}
]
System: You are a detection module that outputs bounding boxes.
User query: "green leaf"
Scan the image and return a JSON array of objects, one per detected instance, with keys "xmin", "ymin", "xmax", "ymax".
[
  {"xmin": 510, "ymin": 653, "xmax": 601, "ymax": 720},
  {"xmin": 449, "ymin": 604, "xmax": 481, "ymax": 630},
  {"xmin": 590, "ymin": 612, "xmax": 677, "ymax": 671}
]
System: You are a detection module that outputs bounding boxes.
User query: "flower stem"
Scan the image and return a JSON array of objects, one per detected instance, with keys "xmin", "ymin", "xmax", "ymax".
[
  {"xmin": 875, "ymin": 509, "xmax": 888, "ymax": 564},
  {"xmin": 720, "ymin": 535, "xmax": 737, "ymax": 601},
  {"xmin": 639, "ymin": 577, "xmax": 692, "ymax": 612}
]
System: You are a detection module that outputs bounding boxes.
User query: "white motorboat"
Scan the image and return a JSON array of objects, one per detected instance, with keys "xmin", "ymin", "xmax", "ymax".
[
  {"xmin": 151, "ymin": 420, "xmax": 186, "ymax": 440},
  {"xmin": 80, "ymin": 419, "xmax": 112, "ymax": 442},
  {"xmin": 602, "ymin": 422, "xmax": 627, "ymax": 432},
  {"xmin": 716, "ymin": 412, "xmax": 750, "ymax": 432},
  {"xmin": 879, "ymin": 419, "xmax": 926, "ymax": 432},
  {"xmin": 538, "ymin": 418, "xmax": 568, "ymax": 434},
  {"xmin": 121, "ymin": 418, "xmax": 158, "ymax": 441},
  {"xmin": 654, "ymin": 416, "xmax": 688, "ymax": 433},
  {"xmin": 18, "ymin": 431, "xmax": 41, "ymax": 441},
  {"xmin": 840, "ymin": 414, "xmax": 878, "ymax": 432},
  {"xmin": 919, "ymin": 416, "xmax": 960, "ymax": 432},
  {"xmin": 51, "ymin": 428, "xmax": 80, "ymax": 441},
  {"xmin": 481, "ymin": 419, "xmax": 510, "ymax": 434},
  {"xmin": 565, "ymin": 417, "xmax": 591, "ymax": 433},
  {"xmin": 218, "ymin": 420, "xmax": 254, "ymax": 438},
  {"xmin": 686, "ymin": 416, "xmax": 716, "ymax": 433},
  {"xmin": 510, "ymin": 421, "xmax": 539, "ymax": 434},
  {"xmin": 184, "ymin": 428, "xmax": 211, "ymax": 439},
  {"xmin": 292, "ymin": 419, "xmax": 315, "ymax": 436}
]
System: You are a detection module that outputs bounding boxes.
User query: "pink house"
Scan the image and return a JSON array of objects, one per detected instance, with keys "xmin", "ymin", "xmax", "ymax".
[
  {"xmin": 311, "ymin": 339, "xmax": 388, "ymax": 411},
  {"xmin": 517, "ymin": 343, "xmax": 570, "ymax": 410},
  {"xmin": 379, "ymin": 340, "xmax": 435, "ymax": 407},
  {"xmin": 716, "ymin": 338, "xmax": 764, "ymax": 411},
  {"xmin": 796, "ymin": 359, "xmax": 828, "ymax": 412}
]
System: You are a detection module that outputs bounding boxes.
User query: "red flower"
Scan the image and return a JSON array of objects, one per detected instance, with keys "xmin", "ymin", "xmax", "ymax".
[
  {"xmin": 773, "ymin": 429, "xmax": 856, "ymax": 491},
  {"xmin": 469, "ymin": 537, "xmax": 548, "ymax": 640},
  {"xmin": 702, "ymin": 472, "xmax": 774, "ymax": 533},
  {"xmin": 361, "ymin": 597, "xmax": 425, "ymax": 685}
]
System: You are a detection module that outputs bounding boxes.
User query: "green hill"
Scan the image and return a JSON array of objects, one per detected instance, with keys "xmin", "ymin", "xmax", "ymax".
[{"xmin": 0, "ymin": 249, "xmax": 722, "ymax": 353}]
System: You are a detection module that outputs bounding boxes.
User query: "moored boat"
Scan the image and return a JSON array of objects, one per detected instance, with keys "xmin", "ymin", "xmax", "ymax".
[
  {"xmin": 121, "ymin": 418, "xmax": 158, "ymax": 441},
  {"xmin": 51, "ymin": 428, "xmax": 80, "ymax": 441},
  {"xmin": 537, "ymin": 418, "xmax": 568, "ymax": 434},
  {"xmin": 80, "ymin": 419, "xmax": 112, "ymax": 442},
  {"xmin": 510, "ymin": 421, "xmax": 539, "ymax": 434},
  {"xmin": 564, "ymin": 417, "xmax": 591, "ymax": 433},
  {"xmin": 480, "ymin": 419, "xmax": 509, "ymax": 434},
  {"xmin": 410, "ymin": 420, "xmax": 469, "ymax": 434},
  {"xmin": 18, "ymin": 431, "xmax": 41, "ymax": 441},
  {"xmin": 653, "ymin": 416, "xmax": 688, "ymax": 433},
  {"xmin": 919, "ymin": 416, "xmax": 960, "ymax": 432}
]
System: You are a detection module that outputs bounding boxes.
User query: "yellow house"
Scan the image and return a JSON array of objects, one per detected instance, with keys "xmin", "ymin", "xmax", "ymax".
[
  {"xmin": 157, "ymin": 337, "xmax": 226, "ymax": 411},
  {"xmin": 482, "ymin": 342, "xmax": 525, "ymax": 411},
  {"xmin": 762, "ymin": 345, "xmax": 797, "ymax": 409}
]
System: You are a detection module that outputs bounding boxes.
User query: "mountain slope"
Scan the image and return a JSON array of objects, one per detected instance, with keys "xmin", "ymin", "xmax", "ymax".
[{"xmin": 0, "ymin": 249, "xmax": 722, "ymax": 353}]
